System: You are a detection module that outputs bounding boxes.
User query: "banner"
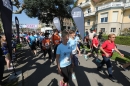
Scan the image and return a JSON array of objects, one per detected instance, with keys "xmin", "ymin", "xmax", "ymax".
[
  {"xmin": 71, "ymin": 7, "xmax": 85, "ymax": 39},
  {"xmin": 53, "ymin": 17, "xmax": 61, "ymax": 31},
  {"xmin": 15, "ymin": 16, "xmax": 20, "ymax": 43},
  {"xmin": 0, "ymin": 0, "xmax": 12, "ymax": 59}
]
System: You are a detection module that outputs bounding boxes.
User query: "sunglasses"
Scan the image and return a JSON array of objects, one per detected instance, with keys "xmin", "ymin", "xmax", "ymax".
[{"xmin": 111, "ymin": 37, "xmax": 116, "ymax": 38}]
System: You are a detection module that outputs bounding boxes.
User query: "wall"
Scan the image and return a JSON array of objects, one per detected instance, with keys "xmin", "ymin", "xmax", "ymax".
[{"xmin": 123, "ymin": 9, "xmax": 130, "ymax": 23}]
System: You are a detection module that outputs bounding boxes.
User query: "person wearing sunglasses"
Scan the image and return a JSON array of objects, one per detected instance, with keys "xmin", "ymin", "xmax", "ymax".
[{"xmin": 97, "ymin": 34, "xmax": 124, "ymax": 82}]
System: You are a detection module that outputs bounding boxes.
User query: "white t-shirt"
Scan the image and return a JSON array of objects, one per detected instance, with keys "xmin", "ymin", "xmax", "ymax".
[{"xmin": 89, "ymin": 32, "xmax": 96, "ymax": 40}]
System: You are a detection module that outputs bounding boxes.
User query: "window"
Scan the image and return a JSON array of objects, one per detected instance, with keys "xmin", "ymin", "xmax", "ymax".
[
  {"xmin": 68, "ymin": 27, "xmax": 70, "ymax": 29},
  {"xmin": 86, "ymin": 8, "xmax": 91, "ymax": 13},
  {"xmin": 100, "ymin": 13, "xmax": 108, "ymax": 23},
  {"xmin": 101, "ymin": 28, "xmax": 105, "ymax": 32},
  {"xmin": 111, "ymin": 28, "xmax": 116, "ymax": 32},
  {"xmin": 112, "ymin": 11, "xmax": 118, "ymax": 22},
  {"xmin": 87, "ymin": 19, "xmax": 90, "ymax": 25}
]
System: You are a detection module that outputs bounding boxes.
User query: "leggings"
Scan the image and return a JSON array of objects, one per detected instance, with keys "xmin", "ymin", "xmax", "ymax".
[
  {"xmin": 54, "ymin": 45, "xmax": 58, "ymax": 58},
  {"xmin": 60, "ymin": 65, "xmax": 71, "ymax": 83},
  {"xmin": 43, "ymin": 48, "xmax": 52, "ymax": 60},
  {"xmin": 99, "ymin": 56, "xmax": 112, "ymax": 76}
]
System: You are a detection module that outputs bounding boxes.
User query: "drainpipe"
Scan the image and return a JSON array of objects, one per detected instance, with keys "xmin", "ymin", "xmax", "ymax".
[{"xmin": 120, "ymin": 9, "xmax": 125, "ymax": 35}]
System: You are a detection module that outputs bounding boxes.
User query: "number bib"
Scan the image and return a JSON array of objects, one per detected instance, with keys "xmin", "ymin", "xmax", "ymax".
[
  {"xmin": 64, "ymin": 57, "xmax": 71, "ymax": 63},
  {"xmin": 45, "ymin": 43, "xmax": 49, "ymax": 49}
]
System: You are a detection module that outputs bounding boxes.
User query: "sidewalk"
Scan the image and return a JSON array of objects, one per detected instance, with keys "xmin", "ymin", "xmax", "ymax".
[
  {"xmin": 3, "ymin": 45, "xmax": 130, "ymax": 86},
  {"xmin": 116, "ymin": 44, "xmax": 130, "ymax": 56}
]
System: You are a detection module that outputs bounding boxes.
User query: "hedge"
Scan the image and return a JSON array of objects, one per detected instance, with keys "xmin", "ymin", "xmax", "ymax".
[{"xmin": 103, "ymin": 36, "xmax": 130, "ymax": 46}]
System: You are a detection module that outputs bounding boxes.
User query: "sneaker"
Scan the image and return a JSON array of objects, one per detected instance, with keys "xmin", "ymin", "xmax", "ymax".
[
  {"xmin": 84, "ymin": 55, "xmax": 88, "ymax": 60},
  {"xmin": 8, "ymin": 67, "xmax": 13, "ymax": 70},
  {"xmin": 109, "ymin": 75, "xmax": 117, "ymax": 82},
  {"xmin": 64, "ymin": 83, "xmax": 68, "ymax": 86},
  {"xmin": 72, "ymin": 73, "xmax": 76, "ymax": 80},
  {"xmin": 59, "ymin": 81, "xmax": 64, "ymax": 86},
  {"xmin": 96, "ymin": 59, "xmax": 101, "ymax": 63},
  {"xmin": 10, "ymin": 63, "xmax": 13, "ymax": 66}
]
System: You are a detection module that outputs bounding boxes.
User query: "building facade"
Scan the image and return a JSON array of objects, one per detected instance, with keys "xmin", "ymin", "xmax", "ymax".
[
  {"xmin": 77, "ymin": 0, "xmax": 130, "ymax": 35},
  {"xmin": 39, "ymin": 18, "xmax": 74, "ymax": 30}
]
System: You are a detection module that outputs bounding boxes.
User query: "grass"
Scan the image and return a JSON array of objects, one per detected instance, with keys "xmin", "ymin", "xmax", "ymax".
[
  {"xmin": 111, "ymin": 52, "xmax": 130, "ymax": 63},
  {"xmin": 81, "ymin": 46, "xmax": 130, "ymax": 63}
]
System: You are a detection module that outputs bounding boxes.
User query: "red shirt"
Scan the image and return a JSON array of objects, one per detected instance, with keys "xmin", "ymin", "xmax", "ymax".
[
  {"xmin": 92, "ymin": 37, "xmax": 99, "ymax": 47},
  {"xmin": 101, "ymin": 40, "xmax": 115, "ymax": 57}
]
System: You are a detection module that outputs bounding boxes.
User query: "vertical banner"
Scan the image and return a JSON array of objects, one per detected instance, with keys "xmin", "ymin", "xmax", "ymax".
[
  {"xmin": 0, "ymin": 0, "xmax": 12, "ymax": 59},
  {"xmin": 71, "ymin": 7, "xmax": 85, "ymax": 39},
  {"xmin": 53, "ymin": 17, "xmax": 61, "ymax": 31},
  {"xmin": 15, "ymin": 16, "xmax": 20, "ymax": 43}
]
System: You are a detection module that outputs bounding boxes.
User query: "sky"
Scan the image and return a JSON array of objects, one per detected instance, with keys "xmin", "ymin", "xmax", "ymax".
[
  {"xmin": 12, "ymin": 7, "xmax": 39, "ymax": 25},
  {"xmin": 12, "ymin": 0, "xmax": 77, "ymax": 25}
]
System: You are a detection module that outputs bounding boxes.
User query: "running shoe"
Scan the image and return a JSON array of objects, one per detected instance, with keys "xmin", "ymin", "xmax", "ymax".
[
  {"xmin": 96, "ymin": 59, "xmax": 101, "ymax": 63},
  {"xmin": 64, "ymin": 83, "xmax": 68, "ymax": 86},
  {"xmin": 8, "ymin": 67, "xmax": 13, "ymax": 70},
  {"xmin": 84, "ymin": 55, "xmax": 88, "ymax": 60},
  {"xmin": 59, "ymin": 81, "xmax": 64, "ymax": 86},
  {"xmin": 72, "ymin": 73, "xmax": 76, "ymax": 80}
]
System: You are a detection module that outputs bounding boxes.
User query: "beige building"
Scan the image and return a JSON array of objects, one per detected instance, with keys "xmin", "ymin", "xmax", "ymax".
[
  {"xmin": 38, "ymin": 18, "xmax": 73, "ymax": 30},
  {"xmin": 77, "ymin": 0, "xmax": 130, "ymax": 35}
]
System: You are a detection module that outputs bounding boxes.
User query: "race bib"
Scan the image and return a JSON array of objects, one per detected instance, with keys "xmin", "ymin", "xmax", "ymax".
[
  {"xmin": 45, "ymin": 43, "xmax": 49, "ymax": 46},
  {"xmin": 72, "ymin": 50, "xmax": 77, "ymax": 54},
  {"xmin": 55, "ymin": 40, "xmax": 59, "ymax": 43},
  {"xmin": 64, "ymin": 57, "xmax": 71, "ymax": 63},
  {"xmin": 112, "ymin": 49, "xmax": 115, "ymax": 52}
]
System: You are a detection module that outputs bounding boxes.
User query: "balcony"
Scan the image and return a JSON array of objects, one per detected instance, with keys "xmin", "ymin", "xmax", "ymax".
[
  {"xmin": 84, "ymin": 11, "xmax": 96, "ymax": 17},
  {"xmin": 78, "ymin": 0, "xmax": 91, "ymax": 8},
  {"xmin": 124, "ymin": 3, "xmax": 130, "ymax": 9},
  {"xmin": 96, "ymin": 2, "xmax": 124, "ymax": 11}
]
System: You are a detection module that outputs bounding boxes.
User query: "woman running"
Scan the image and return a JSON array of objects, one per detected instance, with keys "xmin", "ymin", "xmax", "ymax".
[
  {"xmin": 97, "ymin": 34, "xmax": 124, "ymax": 82},
  {"xmin": 1, "ymin": 35, "xmax": 13, "ymax": 70},
  {"xmin": 42, "ymin": 33, "xmax": 52, "ymax": 64}
]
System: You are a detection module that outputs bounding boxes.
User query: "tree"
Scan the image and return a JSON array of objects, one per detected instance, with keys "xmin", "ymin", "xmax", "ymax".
[{"xmin": 23, "ymin": 0, "xmax": 74, "ymax": 27}]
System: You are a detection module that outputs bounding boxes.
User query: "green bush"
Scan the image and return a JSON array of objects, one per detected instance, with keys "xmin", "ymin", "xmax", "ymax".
[{"xmin": 103, "ymin": 36, "xmax": 130, "ymax": 46}]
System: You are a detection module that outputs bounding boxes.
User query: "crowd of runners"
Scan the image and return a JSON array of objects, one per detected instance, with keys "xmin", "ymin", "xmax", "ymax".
[{"xmin": 0, "ymin": 28, "xmax": 130, "ymax": 86}]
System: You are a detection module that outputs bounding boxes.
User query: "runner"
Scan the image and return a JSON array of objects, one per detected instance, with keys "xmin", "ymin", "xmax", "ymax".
[
  {"xmin": 39, "ymin": 32, "xmax": 45, "ymax": 51},
  {"xmin": 84, "ymin": 34, "xmax": 101, "ymax": 63},
  {"xmin": 97, "ymin": 34, "xmax": 124, "ymax": 82},
  {"xmin": 28, "ymin": 32, "xmax": 37, "ymax": 56},
  {"xmin": 52, "ymin": 29, "xmax": 61, "ymax": 64},
  {"xmin": 1, "ymin": 35, "xmax": 13, "ymax": 70},
  {"xmin": 56, "ymin": 30, "xmax": 73, "ymax": 86},
  {"xmin": 42, "ymin": 33, "xmax": 52, "ymax": 63},
  {"xmin": 68, "ymin": 30, "xmax": 80, "ymax": 80}
]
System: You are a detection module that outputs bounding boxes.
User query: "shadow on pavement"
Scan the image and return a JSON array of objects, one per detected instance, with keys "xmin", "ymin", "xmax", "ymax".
[
  {"xmin": 4, "ymin": 46, "xmax": 130, "ymax": 86},
  {"xmin": 91, "ymin": 58, "xmax": 130, "ymax": 86},
  {"xmin": 47, "ymin": 78, "xmax": 58, "ymax": 86}
]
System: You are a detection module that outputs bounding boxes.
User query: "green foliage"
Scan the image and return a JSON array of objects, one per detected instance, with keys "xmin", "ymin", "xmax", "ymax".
[
  {"xmin": 24, "ymin": 0, "xmax": 74, "ymax": 24},
  {"xmin": 111, "ymin": 52, "xmax": 130, "ymax": 63},
  {"xmin": 103, "ymin": 36, "xmax": 130, "ymax": 46},
  {"xmin": 121, "ymin": 28, "xmax": 130, "ymax": 36}
]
